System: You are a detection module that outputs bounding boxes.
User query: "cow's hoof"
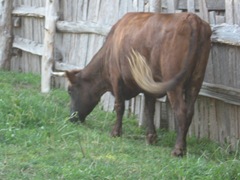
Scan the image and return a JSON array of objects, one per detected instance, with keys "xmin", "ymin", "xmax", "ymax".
[
  {"xmin": 146, "ymin": 133, "xmax": 158, "ymax": 145},
  {"xmin": 111, "ymin": 130, "xmax": 122, "ymax": 137},
  {"xmin": 171, "ymin": 147, "xmax": 186, "ymax": 157}
]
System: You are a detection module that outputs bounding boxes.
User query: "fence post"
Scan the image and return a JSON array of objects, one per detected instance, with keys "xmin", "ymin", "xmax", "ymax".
[
  {"xmin": 225, "ymin": 0, "xmax": 234, "ymax": 24},
  {"xmin": 149, "ymin": 0, "xmax": 162, "ymax": 12},
  {"xmin": 187, "ymin": 0, "xmax": 195, "ymax": 12},
  {"xmin": 41, "ymin": 0, "xmax": 59, "ymax": 93},
  {"xmin": 0, "ymin": 0, "xmax": 13, "ymax": 69},
  {"xmin": 198, "ymin": 0, "xmax": 209, "ymax": 22},
  {"xmin": 167, "ymin": 0, "xmax": 177, "ymax": 13},
  {"xmin": 233, "ymin": 0, "xmax": 240, "ymax": 25}
]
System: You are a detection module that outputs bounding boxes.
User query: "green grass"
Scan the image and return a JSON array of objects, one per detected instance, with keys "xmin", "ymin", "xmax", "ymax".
[{"xmin": 0, "ymin": 70, "xmax": 240, "ymax": 179}]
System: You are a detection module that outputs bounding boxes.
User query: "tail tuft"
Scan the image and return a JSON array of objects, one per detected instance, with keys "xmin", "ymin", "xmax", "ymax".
[{"xmin": 128, "ymin": 49, "xmax": 179, "ymax": 95}]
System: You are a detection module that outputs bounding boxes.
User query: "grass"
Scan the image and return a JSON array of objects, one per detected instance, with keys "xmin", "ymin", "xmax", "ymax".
[{"xmin": 0, "ymin": 70, "xmax": 240, "ymax": 179}]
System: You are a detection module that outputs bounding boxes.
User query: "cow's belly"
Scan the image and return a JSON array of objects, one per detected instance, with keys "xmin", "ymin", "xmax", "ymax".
[
  {"xmin": 122, "ymin": 84, "xmax": 166, "ymax": 100},
  {"xmin": 122, "ymin": 86, "xmax": 141, "ymax": 100}
]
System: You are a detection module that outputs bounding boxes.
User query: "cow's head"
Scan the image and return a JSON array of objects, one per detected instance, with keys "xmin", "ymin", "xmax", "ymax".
[{"xmin": 65, "ymin": 70, "xmax": 99, "ymax": 123}]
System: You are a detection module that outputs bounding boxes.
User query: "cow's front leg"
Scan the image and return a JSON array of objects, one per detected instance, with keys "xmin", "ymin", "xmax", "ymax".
[
  {"xmin": 111, "ymin": 98, "xmax": 125, "ymax": 137},
  {"xmin": 144, "ymin": 95, "xmax": 157, "ymax": 144}
]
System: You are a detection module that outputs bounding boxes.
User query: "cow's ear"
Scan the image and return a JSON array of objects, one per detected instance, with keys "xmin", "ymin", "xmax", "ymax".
[{"xmin": 65, "ymin": 70, "xmax": 81, "ymax": 85}]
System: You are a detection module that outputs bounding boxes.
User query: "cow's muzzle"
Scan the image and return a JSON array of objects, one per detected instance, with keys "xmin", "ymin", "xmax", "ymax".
[{"xmin": 69, "ymin": 111, "xmax": 85, "ymax": 123}]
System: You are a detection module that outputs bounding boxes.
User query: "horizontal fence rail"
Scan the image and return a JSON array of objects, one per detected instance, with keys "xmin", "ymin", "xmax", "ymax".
[
  {"xmin": 12, "ymin": 6, "xmax": 45, "ymax": 18},
  {"xmin": 56, "ymin": 21, "xmax": 111, "ymax": 36},
  {"xmin": 200, "ymin": 82, "xmax": 240, "ymax": 106},
  {"xmin": 211, "ymin": 24, "xmax": 240, "ymax": 46},
  {"xmin": 13, "ymin": 36, "xmax": 43, "ymax": 56}
]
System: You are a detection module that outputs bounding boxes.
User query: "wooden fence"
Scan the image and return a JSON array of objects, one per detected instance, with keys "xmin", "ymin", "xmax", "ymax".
[{"xmin": 0, "ymin": 0, "xmax": 240, "ymax": 149}]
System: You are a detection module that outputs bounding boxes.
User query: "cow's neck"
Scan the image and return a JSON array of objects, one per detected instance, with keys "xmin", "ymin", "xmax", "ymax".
[{"xmin": 81, "ymin": 49, "xmax": 110, "ymax": 97}]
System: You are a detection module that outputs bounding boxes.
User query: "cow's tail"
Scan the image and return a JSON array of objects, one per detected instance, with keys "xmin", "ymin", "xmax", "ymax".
[
  {"xmin": 128, "ymin": 49, "xmax": 186, "ymax": 95},
  {"xmin": 128, "ymin": 21, "xmax": 198, "ymax": 95}
]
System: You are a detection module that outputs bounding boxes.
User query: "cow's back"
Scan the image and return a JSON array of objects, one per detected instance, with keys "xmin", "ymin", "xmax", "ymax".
[{"xmin": 108, "ymin": 12, "xmax": 211, "ymax": 56}]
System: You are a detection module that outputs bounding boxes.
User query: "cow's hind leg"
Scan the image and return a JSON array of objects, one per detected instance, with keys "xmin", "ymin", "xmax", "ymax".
[
  {"xmin": 172, "ymin": 46, "xmax": 210, "ymax": 156},
  {"xmin": 169, "ymin": 83, "xmax": 202, "ymax": 156},
  {"xmin": 144, "ymin": 94, "xmax": 157, "ymax": 144},
  {"xmin": 168, "ymin": 89, "xmax": 189, "ymax": 156}
]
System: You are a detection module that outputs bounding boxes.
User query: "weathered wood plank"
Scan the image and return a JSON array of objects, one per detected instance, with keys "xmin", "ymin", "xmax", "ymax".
[
  {"xmin": 234, "ymin": 0, "xmax": 240, "ymax": 25},
  {"xmin": 10, "ymin": 55, "xmax": 21, "ymax": 72},
  {"xmin": 153, "ymin": 0, "xmax": 162, "ymax": 12},
  {"xmin": 225, "ymin": 0, "xmax": 234, "ymax": 24},
  {"xmin": 0, "ymin": 0, "xmax": 13, "ymax": 69},
  {"xmin": 217, "ymin": 102, "xmax": 232, "ymax": 145},
  {"xmin": 238, "ymin": 107, "xmax": 240, "ymax": 140},
  {"xmin": 204, "ymin": 50, "xmax": 214, "ymax": 83},
  {"xmin": 209, "ymin": 44, "xmax": 223, "ymax": 85},
  {"xmin": 139, "ymin": 94, "xmax": 145, "ymax": 126},
  {"xmin": 76, "ymin": 0, "xmax": 89, "ymax": 67},
  {"xmin": 149, "ymin": 0, "xmax": 161, "ymax": 12},
  {"xmin": 144, "ymin": 0, "xmax": 150, "ymax": 12},
  {"xmin": 13, "ymin": 36, "xmax": 43, "ymax": 56},
  {"xmin": 162, "ymin": 0, "xmax": 225, "ymax": 10},
  {"xmin": 229, "ymin": 105, "xmax": 239, "ymax": 149},
  {"xmin": 12, "ymin": 6, "xmax": 45, "ymax": 18},
  {"xmin": 228, "ymin": 47, "xmax": 236, "ymax": 88},
  {"xmin": 56, "ymin": 20, "xmax": 111, "ymax": 36},
  {"xmin": 215, "ymin": 15, "xmax": 225, "ymax": 24},
  {"xmin": 209, "ymin": 11, "xmax": 216, "ymax": 24},
  {"xmin": 167, "ymin": 0, "xmax": 176, "ymax": 13},
  {"xmin": 198, "ymin": 0, "xmax": 209, "ymax": 22},
  {"xmin": 193, "ymin": 98, "xmax": 201, "ymax": 138},
  {"xmin": 199, "ymin": 97, "xmax": 209, "ymax": 138},
  {"xmin": 86, "ymin": 0, "xmax": 102, "ymax": 65},
  {"xmin": 154, "ymin": 101, "xmax": 161, "ymax": 129},
  {"xmin": 207, "ymin": 98, "xmax": 218, "ymax": 141},
  {"xmin": 132, "ymin": 0, "xmax": 138, "ymax": 12},
  {"xmin": 187, "ymin": 0, "xmax": 195, "ymax": 12},
  {"xmin": 41, "ymin": 0, "xmax": 59, "ymax": 93},
  {"xmin": 200, "ymin": 82, "xmax": 240, "ymax": 106},
  {"xmin": 118, "ymin": 0, "xmax": 128, "ymax": 17},
  {"xmin": 101, "ymin": 92, "xmax": 115, "ymax": 112},
  {"xmin": 166, "ymin": 102, "xmax": 175, "ymax": 131},
  {"xmin": 235, "ymin": 46, "xmax": 240, "ymax": 87},
  {"xmin": 211, "ymin": 24, "xmax": 240, "ymax": 46},
  {"xmin": 179, "ymin": 0, "xmax": 225, "ymax": 10}
]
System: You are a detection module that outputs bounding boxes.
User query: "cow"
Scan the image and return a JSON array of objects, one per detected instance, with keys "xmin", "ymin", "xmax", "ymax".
[{"xmin": 65, "ymin": 12, "xmax": 212, "ymax": 156}]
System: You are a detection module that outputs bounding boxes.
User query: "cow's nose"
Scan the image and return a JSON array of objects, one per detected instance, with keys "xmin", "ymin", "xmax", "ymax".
[{"xmin": 69, "ymin": 112, "xmax": 79, "ymax": 123}]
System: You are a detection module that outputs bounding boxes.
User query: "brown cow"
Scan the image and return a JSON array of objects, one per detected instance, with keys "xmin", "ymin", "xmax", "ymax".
[{"xmin": 66, "ymin": 12, "xmax": 212, "ymax": 156}]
